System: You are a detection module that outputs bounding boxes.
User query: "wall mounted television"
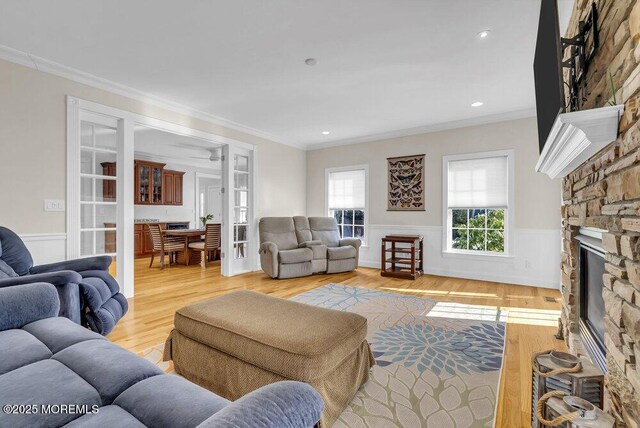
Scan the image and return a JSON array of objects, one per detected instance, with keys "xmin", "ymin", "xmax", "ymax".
[{"xmin": 533, "ymin": 0, "xmax": 565, "ymax": 154}]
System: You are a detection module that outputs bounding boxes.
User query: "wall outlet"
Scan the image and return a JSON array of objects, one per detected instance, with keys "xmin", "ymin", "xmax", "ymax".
[
  {"xmin": 524, "ymin": 260, "xmax": 532, "ymax": 269},
  {"xmin": 44, "ymin": 199, "xmax": 65, "ymax": 212}
]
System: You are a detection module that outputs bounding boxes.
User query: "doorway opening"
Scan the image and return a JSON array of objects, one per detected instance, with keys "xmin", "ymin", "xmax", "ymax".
[{"xmin": 67, "ymin": 97, "xmax": 257, "ymax": 298}]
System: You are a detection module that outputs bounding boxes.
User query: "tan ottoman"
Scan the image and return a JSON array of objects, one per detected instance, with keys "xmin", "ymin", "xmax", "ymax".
[{"xmin": 163, "ymin": 290, "xmax": 374, "ymax": 427}]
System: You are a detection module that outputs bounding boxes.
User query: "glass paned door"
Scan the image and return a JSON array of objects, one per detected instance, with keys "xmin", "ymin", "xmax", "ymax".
[
  {"xmin": 233, "ymin": 154, "xmax": 249, "ymax": 260},
  {"xmin": 78, "ymin": 117, "xmax": 119, "ymax": 276},
  {"xmin": 223, "ymin": 146, "xmax": 254, "ymax": 276}
]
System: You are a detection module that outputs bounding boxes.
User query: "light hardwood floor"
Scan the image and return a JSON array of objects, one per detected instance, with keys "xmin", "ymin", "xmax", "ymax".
[{"xmin": 109, "ymin": 258, "xmax": 566, "ymax": 427}]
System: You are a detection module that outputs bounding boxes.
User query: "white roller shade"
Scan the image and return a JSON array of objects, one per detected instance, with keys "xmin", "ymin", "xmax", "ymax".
[
  {"xmin": 328, "ymin": 169, "xmax": 366, "ymax": 209},
  {"xmin": 447, "ymin": 155, "xmax": 508, "ymax": 208}
]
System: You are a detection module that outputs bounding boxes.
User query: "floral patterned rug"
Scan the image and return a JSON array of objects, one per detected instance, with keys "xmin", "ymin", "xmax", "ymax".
[
  {"xmin": 292, "ymin": 284, "xmax": 507, "ymax": 428},
  {"xmin": 140, "ymin": 284, "xmax": 506, "ymax": 427}
]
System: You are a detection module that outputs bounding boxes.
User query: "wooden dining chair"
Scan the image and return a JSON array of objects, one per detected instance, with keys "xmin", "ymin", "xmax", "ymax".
[
  {"xmin": 147, "ymin": 223, "xmax": 187, "ymax": 269},
  {"xmin": 188, "ymin": 223, "xmax": 221, "ymax": 268}
]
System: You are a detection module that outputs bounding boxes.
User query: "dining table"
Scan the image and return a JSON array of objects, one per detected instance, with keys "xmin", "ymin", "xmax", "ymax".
[{"xmin": 162, "ymin": 229, "xmax": 205, "ymax": 266}]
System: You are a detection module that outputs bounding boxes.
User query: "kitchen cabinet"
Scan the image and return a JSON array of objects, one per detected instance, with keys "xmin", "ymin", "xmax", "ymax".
[
  {"xmin": 101, "ymin": 160, "xmax": 184, "ymax": 206},
  {"xmin": 135, "ymin": 161, "xmax": 165, "ymax": 205},
  {"xmin": 162, "ymin": 170, "xmax": 185, "ymax": 205}
]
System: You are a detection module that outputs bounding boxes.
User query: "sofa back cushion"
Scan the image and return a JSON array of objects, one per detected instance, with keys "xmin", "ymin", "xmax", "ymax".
[
  {"xmin": 259, "ymin": 218, "xmax": 298, "ymax": 251},
  {"xmin": 308, "ymin": 217, "xmax": 341, "ymax": 248},
  {"xmin": 0, "ymin": 227, "xmax": 33, "ymax": 276},
  {"xmin": 292, "ymin": 216, "xmax": 313, "ymax": 244}
]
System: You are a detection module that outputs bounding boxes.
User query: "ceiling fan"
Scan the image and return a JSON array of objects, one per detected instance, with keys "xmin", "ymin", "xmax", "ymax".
[{"xmin": 170, "ymin": 143, "xmax": 223, "ymax": 162}]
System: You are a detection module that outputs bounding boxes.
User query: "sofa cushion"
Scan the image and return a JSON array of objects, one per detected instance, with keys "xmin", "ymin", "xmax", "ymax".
[
  {"xmin": 0, "ymin": 359, "xmax": 101, "ymax": 428},
  {"xmin": 308, "ymin": 217, "xmax": 341, "ymax": 247},
  {"xmin": 258, "ymin": 217, "xmax": 299, "ymax": 251},
  {"xmin": 23, "ymin": 317, "xmax": 105, "ymax": 354},
  {"xmin": 62, "ymin": 405, "xmax": 146, "ymax": 427},
  {"xmin": 0, "ymin": 329, "xmax": 52, "ymax": 375},
  {"xmin": 114, "ymin": 374, "xmax": 229, "ymax": 427},
  {"xmin": 53, "ymin": 339, "xmax": 163, "ymax": 404},
  {"xmin": 0, "ymin": 259, "xmax": 18, "ymax": 278},
  {"xmin": 173, "ymin": 290, "xmax": 369, "ymax": 380},
  {"xmin": 327, "ymin": 246, "xmax": 357, "ymax": 260},
  {"xmin": 293, "ymin": 216, "xmax": 312, "ymax": 243},
  {"xmin": 278, "ymin": 248, "xmax": 313, "ymax": 264}
]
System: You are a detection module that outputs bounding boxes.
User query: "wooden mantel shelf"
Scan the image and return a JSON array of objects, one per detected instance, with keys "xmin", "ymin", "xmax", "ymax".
[{"xmin": 535, "ymin": 105, "xmax": 625, "ymax": 179}]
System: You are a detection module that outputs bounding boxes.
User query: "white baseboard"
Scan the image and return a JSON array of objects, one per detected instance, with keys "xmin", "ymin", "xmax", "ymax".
[
  {"xmin": 359, "ymin": 225, "xmax": 561, "ymax": 289},
  {"xmin": 19, "ymin": 233, "xmax": 67, "ymax": 265}
]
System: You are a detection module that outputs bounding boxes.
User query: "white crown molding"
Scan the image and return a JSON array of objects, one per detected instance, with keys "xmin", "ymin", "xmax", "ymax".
[
  {"xmin": 0, "ymin": 43, "xmax": 304, "ymax": 150},
  {"xmin": 306, "ymin": 108, "xmax": 536, "ymax": 151},
  {"xmin": 535, "ymin": 105, "xmax": 624, "ymax": 179}
]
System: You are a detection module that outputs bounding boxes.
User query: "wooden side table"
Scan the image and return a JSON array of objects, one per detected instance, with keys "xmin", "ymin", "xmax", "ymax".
[{"xmin": 380, "ymin": 235, "xmax": 424, "ymax": 280}]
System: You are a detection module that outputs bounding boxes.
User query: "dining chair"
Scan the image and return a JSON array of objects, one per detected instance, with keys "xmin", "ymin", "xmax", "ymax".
[
  {"xmin": 147, "ymin": 223, "xmax": 187, "ymax": 269},
  {"xmin": 188, "ymin": 223, "xmax": 221, "ymax": 268}
]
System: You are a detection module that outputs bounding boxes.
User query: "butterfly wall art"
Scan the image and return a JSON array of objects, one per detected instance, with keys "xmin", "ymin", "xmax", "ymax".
[{"xmin": 387, "ymin": 154, "xmax": 425, "ymax": 211}]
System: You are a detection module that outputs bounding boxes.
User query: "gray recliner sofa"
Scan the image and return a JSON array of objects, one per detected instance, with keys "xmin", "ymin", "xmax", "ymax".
[
  {"xmin": 259, "ymin": 217, "xmax": 361, "ymax": 279},
  {"xmin": 0, "ymin": 282, "xmax": 323, "ymax": 428}
]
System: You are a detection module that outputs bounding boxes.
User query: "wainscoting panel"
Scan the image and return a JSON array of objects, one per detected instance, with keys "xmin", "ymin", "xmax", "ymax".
[
  {"xmin": 19, "ymin": 233, "xmax": 67, "ymax": 265},
  {"xmin": 360, "ymin": 225, "xmax": 561, "ymax": 289}
]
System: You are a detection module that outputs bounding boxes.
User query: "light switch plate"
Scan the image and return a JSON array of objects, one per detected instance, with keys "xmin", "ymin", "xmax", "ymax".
[{"xmin": 44, "ymin": 199, "xmax": 65, "ymax": 212}]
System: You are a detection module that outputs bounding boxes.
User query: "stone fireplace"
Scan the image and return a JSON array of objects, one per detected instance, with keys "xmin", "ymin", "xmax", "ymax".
[{"xmin": 556, "ymin": 1, "xmax": 640, "ymax": 425}]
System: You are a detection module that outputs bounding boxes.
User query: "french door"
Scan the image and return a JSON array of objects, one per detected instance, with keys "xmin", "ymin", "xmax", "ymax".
[{"xmin": 223, "ymin": 145, "xmax": 255, "ymax": 275}]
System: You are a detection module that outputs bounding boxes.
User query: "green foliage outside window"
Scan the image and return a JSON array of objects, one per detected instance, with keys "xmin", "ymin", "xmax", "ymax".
[{"xmin": 451, "ymin": 209, "xmax": 505, "ymax": 253}]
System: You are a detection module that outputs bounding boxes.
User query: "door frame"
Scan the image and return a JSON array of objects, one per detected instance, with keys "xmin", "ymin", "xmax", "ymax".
[{"xmin": 67, "ymin": 97, "xmax": 258, "ymax": 298}]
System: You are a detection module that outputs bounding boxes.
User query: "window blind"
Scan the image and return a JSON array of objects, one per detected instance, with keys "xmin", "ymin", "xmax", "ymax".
[
  {"xmin": 328, "ymin": 169, "xmax": 366, "ymax": 209},
  {"xmin": 447, "ymin": 155, "xmax": 508, "ymax": 208}
]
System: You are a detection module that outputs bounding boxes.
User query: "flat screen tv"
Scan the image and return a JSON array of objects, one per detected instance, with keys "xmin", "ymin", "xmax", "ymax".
[{"xmin": 534, "ymin": 0, "xmax": 565, "ymax": 153}]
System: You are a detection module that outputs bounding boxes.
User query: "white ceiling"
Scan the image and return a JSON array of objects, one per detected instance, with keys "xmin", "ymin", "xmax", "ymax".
[
  {"xmin": 134, "ymin": 126, "xmax": 222, "ymax": 170},
  {"xmin": 0, "ymin": 0, "xmax": 570, "ymax": 149}
]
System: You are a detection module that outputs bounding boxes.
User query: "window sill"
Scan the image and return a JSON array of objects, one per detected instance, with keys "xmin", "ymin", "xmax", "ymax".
[{"xmin": 441, "ymin": 250, "xmax": 514, "ymax": 262}]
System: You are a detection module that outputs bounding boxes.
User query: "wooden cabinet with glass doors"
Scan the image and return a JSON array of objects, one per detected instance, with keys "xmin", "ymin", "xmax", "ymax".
[{"xmin": 134, "ymin": 161, "xmax": 165, "ymax": 204}]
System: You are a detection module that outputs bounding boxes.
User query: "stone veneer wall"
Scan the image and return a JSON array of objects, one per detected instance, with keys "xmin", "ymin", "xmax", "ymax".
[{"xmin": 560, "ymin": 0, "xmax": 640, "ymax": 425}]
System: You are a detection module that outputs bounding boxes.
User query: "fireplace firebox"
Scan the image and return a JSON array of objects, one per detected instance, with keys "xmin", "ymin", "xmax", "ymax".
[{"xmin": 577, "ymin": 234, "xmax": 607, "ymax": 374}]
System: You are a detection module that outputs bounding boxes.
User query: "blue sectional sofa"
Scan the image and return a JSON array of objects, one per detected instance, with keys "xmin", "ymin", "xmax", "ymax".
[
  {"xmin": 0, "ymin": 226, "xmax": 127, "ymax": 335},
  {"xmin": 0, "ymin": 283, "xmax": 323, "ymax": 427}
]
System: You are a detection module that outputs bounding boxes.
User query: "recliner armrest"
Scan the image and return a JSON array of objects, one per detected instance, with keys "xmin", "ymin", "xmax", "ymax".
[
  {"xmin": 259, "ymin": 242, "xmax": 278, "ymax": 255},
  {"xmin": 339, "ymin": 238, "xmax": 362, "ymax": 249},
  {"xmin": 196, "ymin": 381, "xmax": 323, "ymax": 428},
  {"xmin": 0, "ymin": 283, "xmax": 60, "ymax": 331},
  {"xmin": 30, "ymin": 255, "xmax": 112, "ymax": 274},
  {"xmin": 0, "ymin": 270, "xmax": 82, "ymax": 288}
]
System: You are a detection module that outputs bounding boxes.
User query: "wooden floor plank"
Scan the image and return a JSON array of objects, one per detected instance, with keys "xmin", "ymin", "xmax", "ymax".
[{"xmin": 109, "ymin": 258, "xmax": 566, "ymax": 427}]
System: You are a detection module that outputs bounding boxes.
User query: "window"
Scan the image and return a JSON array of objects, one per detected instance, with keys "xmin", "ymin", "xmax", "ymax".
[
  {"xmin": 326, "ymin": 166, "xmax": 368, "ymax": 242},
  {"xmin": 443, "ymin": 151, "xmax": 512, "ymax": 255}
]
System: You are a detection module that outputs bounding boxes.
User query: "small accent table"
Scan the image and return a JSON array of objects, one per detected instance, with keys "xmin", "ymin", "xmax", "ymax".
[{"xmin": 381, "ymin": 234, "xmax": 424, "ymax": 280}]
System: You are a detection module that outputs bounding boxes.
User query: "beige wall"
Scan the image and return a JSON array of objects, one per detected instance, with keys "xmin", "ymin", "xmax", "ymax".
[
  {"xmin": 306, "ymin": 117, "xmax": 561, "ymax": 229},
  {"xmin": 0, "ymin": 59, "xmax": 306, "ymax": 234}
]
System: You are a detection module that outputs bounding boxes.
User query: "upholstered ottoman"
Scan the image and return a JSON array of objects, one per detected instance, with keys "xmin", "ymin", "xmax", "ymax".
[{"xmin": 164, "ymin": 291, "xmax": 375, "ymax": 427}]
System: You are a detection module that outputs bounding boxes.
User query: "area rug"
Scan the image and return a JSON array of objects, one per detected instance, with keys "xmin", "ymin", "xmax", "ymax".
[{"xmin": 140, "ymin": 284, "xmax": 506, "ymax": 427}]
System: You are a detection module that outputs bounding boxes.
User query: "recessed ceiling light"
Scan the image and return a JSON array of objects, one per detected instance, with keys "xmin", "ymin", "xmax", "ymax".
[
  {"xmin": 305, "ymin": 58, "xmax": 317, "ymax": 66},
  {"xmin": 471, "ymin": 101, "xmax": 484, "ymax": 107},
  {"xmin": 321, "ymin": 131, "xmax": 331, "ymax": 135},
  {"xmin": 477, "ymin": 30, "xmax": 491, "ymax": 39}
]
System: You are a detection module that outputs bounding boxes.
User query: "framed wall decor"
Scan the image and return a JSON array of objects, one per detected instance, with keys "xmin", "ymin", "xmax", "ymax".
[{"xmin": 387, "ymin": 154, "xmax": 425, "ymax": 211}]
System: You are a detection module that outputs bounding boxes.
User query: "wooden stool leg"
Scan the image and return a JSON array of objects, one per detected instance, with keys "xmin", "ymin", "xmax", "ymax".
[
  {"xmin": 150, "ymin": 252, "xmax": 155, "ymax": 268},
  {"xmin": 201, "ymin": 250, "xmax": 206, "ymax": 268}
]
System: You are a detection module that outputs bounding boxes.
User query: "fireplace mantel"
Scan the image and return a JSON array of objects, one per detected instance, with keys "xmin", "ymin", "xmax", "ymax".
[{"xmin": 535, "ymin": 105, "xmax": 624, "ymax": 179}]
